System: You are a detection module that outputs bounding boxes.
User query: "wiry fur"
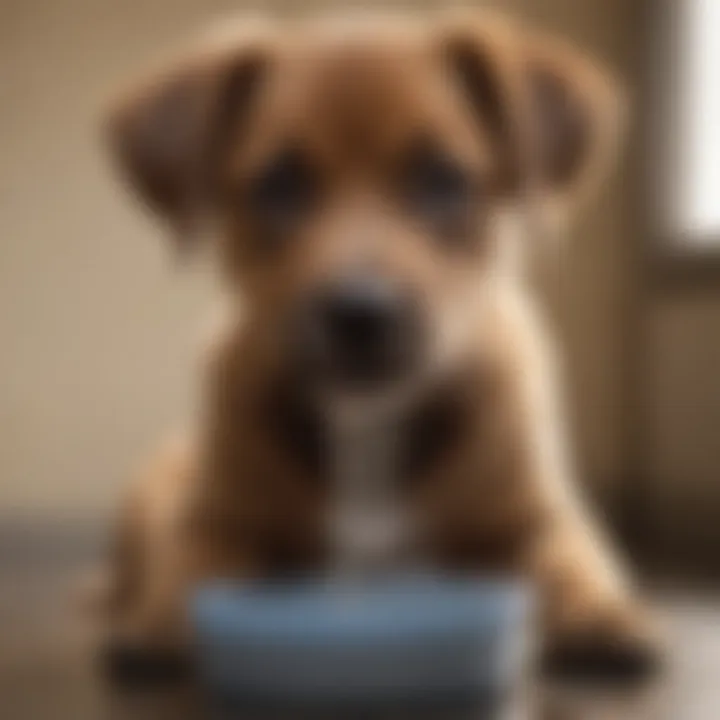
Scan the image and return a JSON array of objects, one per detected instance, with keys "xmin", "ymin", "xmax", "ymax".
[{"xmin": 99, "ymin": 9, "xmax": 659, "ymax": 683}]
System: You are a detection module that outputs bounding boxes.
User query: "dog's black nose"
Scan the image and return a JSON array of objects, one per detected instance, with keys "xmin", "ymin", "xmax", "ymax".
[
  {"xmin": 323, "ymin": 279, "xmax": 398, "ymax": 351},
  {"xmin": 307, "ymin": 277, "xmax": 417, "ymax": 387}
]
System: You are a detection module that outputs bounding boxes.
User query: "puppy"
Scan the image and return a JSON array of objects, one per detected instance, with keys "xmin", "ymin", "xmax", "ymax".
[{"xmin": 101, "ymin": 9, "xmax": 659, "ymax": 684}]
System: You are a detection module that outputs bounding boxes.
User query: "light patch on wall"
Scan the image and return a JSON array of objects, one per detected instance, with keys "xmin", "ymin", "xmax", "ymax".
[{"xmin": 675, "ymin": 0, "xmax": 720, "ymax": 241}]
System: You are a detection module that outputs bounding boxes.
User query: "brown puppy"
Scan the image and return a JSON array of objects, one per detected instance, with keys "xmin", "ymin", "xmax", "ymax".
[{"xmin": 102, "ymin": 9, "xmax": 659, "ymax": 684}]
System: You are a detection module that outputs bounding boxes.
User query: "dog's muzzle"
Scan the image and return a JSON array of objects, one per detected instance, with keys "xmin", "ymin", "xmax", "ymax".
[{"xmin": 294, "ymin": 275, "xmax": 422, "ymax": 390}]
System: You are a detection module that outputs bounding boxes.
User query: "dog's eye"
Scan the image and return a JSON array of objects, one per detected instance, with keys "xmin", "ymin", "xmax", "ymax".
[
  {"xmin": 247, "ymin": 148, "xmax": 316, "ymax": 229},
  {"xmin": 402, "ymin": 146, "xmax": 475, "ymax": 235}
]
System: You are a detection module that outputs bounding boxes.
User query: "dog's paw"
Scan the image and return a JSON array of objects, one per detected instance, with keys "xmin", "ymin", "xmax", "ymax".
[
  {"xmin": 99, "ymin": 639, "xmax": 193, "ymax": 690},
  {"xmin": 540, "ymin": 633, "xmax": 662, "ymax": 687},
  {"xmin": 540, "ymin": 605, "xmax": 664, "ymax": 687}
]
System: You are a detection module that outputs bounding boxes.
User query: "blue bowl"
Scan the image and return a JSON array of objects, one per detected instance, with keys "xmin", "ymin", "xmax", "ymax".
[{"xmin": 191, "ymin": 576, "xmax": 533, "ymax": 712}]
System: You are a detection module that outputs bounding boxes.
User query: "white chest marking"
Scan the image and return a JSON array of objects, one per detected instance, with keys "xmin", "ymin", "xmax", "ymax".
[{"xmin": 327, "ymin": 414, "xmax": 417, "ymax": 578}]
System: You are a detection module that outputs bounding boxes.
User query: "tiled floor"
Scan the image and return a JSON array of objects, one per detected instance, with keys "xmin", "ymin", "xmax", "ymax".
[{"xmin": 0, "ymin": 529, "xmax": 717, "ymax": 719}]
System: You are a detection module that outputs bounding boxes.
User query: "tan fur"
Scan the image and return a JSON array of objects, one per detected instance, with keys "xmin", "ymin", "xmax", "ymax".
[{"xmin": 101, "ymin": 9, "xmax": 658, "ymax": 674}]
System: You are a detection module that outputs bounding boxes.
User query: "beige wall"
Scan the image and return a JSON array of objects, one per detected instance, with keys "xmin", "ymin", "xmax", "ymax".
[
  {"xmin": 647, "ymin": 294, "xmax": 720, "ymax": 512},
  {"xmin": 0, "ymin": 0, "xmax": 648, "ymax": 519}
]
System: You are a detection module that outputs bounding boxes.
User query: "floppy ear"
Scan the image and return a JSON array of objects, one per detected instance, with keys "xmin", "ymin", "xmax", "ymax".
[
  {"xmin": 522, "ymin": 29, "xmax": 627, "ymax": 211},
  {"xmin": 104, "ymin": 21, "xmax": 273, "ymax": 246},
  {"xmin": 441, "ymin": 11, "xmax": 626, "ymax": 216}
]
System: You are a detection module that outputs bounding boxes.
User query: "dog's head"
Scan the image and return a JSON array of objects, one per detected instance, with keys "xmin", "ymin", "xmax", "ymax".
[{"xmin": 106, "ymin": 11, "xmax": 624, "ymax": 407}]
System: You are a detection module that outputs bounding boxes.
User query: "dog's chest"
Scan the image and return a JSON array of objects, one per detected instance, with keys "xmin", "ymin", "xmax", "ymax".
[
  {"xmin": 269, "ymin": 380, "xmax": 468, "ymax": 488},
  {"xmin": 264, "ymin": 379, "xmax": 474, "ymax": 574},
  {"xmin": 326, "ymin": 419, "xmax": 416, "ymax": 576}
]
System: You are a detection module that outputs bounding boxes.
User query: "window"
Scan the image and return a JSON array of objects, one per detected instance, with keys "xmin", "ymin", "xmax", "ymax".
[{"xmin": 663, "ymin": 0, "xmax": 720, "ymax": 246}]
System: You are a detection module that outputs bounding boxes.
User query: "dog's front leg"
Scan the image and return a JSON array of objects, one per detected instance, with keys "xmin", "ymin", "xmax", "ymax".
[
  {"xmin": 524, "ymin": 500, "xmax": 661, "ymax": 684},
  {"xmin": 99, "ymin": 440, "xmax": 264, "ymax": 686},
  {"xmin": 103, "ymin": 516, "xmax": 262, "ymax": 686}
]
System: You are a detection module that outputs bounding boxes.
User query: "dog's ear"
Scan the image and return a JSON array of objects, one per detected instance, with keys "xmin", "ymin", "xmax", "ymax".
[
  {"xmin": 104, "ymin": 21, "xmax": 273, "ymax": 248},
  {"xmin": 522, "ymin": 28, "xmax": 627, "ymax": 211},
  {"xmin": 441, "ymin": 11, "xmax": 626, "ymax": 216}
]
